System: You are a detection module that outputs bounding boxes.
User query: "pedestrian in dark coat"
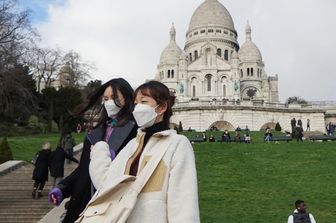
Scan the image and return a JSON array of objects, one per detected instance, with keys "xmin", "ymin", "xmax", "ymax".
[
  {"xmin": 61, "ymin": 133, "xmax": 75, "ymax": 164},
  {"xmin": 49, "ymin": 78, "xmax": 138, "ymax": 223},
  {"xmin": 32, "ymin": 142, "xmax": 51, "ymax": 199},
  {"xmin": 50, "ymin": 145, "xmax": 79, "ymax": 188}
]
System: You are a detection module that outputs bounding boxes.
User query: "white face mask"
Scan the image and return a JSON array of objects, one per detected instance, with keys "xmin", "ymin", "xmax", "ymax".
[
  {"xmin": 132, "ymin": 104, "xmax": 158, "ymax": 129},
  {"xmin": 104, "ymin": 100, "xmax": 121, "ymax": 117}
]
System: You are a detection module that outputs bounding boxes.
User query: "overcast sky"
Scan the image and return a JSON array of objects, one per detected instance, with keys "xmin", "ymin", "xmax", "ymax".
[{"xmin": 20, "ymin": 0, "xmax": 336, "ymax": 102}]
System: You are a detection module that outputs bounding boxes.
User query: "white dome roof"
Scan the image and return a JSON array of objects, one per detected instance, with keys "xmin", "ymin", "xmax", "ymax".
[
  {"xmin": 160, "ymin": 24, "xmax": 182, "ymax": 64},
  {"xmin": 188, "ymin": 0, "xmax": 235, "ymax": 32},
  {"xmin": 238, "ymin": 23, "xmax": 262, "ymax": 62}
]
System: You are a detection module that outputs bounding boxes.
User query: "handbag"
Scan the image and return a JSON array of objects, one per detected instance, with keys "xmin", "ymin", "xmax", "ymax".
[{"xmin": 76, "ymin": 142, "xmax": 168, "ymax": 223}]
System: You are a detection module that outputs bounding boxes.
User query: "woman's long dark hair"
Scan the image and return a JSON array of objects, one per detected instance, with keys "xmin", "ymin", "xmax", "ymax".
[{"xmin": 72, "ymin": 78, "xmax": 134, "ymax": 127}]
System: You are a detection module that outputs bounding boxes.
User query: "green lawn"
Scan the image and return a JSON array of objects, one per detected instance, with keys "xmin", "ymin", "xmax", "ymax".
[
  {"xmin": 6, "ymin": 133, "xmax": 85, "ymax": 161},
  {"xmin": 5, "ymin": 131, "xmax": 336, "ymax": 222},
  {"xmin": 193, "ymin": 140, "xmax": 336, "ymax": 223}
]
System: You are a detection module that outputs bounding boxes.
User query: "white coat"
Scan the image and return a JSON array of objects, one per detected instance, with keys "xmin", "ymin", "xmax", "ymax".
[{"xmin": 89, "ymin": 129, "xmax": 200, "ymax": 223}]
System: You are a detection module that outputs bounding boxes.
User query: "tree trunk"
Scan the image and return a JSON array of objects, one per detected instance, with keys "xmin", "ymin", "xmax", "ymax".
[{"xmin": 47, "ymin": 102, "xmax": 53, "ymax": 133}]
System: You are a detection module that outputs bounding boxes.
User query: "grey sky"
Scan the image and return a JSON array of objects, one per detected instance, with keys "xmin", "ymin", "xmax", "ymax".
[{"xmin": 34, "ymin": 0, "xmax": 336, "ymax": 102}]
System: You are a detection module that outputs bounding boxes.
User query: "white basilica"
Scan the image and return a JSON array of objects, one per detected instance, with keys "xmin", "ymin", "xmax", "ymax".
[{"xmin": 155, "ymin": 0, "xmax": 279, "ymax": 103}]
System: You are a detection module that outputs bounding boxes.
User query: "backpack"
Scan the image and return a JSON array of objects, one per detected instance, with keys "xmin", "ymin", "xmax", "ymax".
[{"xmin": 293, "ymin": 212, "xmax": 311, "ymax": 223}]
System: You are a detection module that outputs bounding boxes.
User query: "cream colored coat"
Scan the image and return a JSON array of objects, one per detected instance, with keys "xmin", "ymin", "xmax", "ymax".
[{"xmin": 88, "ymin": 129, "xmax": 200, "ymax": 223}]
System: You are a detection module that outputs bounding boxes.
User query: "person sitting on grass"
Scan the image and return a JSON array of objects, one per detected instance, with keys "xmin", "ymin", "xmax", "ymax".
[
  {"xmin": 209, "ymin": 134, "xmax": 215, "ymax": 142},
  {"xmin": 244, "ymin": 133, "xmax": 251, "ymax": 143},
  {"xmin": 202, "ymin": 132, "xmax": 207, "ymax": 142},
  {"xmin": 222, "ymin": 130, "xmax": 231, "ymax": 143},
  {"xmin": 264, "ymin": 129, "xmax": 273, "ymax": 142},
  {"xmin": 235, "ymin": 131, "xmax": 241, "ymax": 143},
  {"xmin": 287, "ymin": 200, "xmax": 316, "ymax": 223}
]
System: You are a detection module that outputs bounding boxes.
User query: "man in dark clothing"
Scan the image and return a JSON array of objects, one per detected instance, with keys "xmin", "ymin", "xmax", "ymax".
[
  {"xmin": 288, "ymin": 200, "xmax": 316, "ymax": 223},
  {"xmin": 32, "ymin": 142, "xmax": 52, "ymax": 199},
  {"xmin": 50, "ymin": 146, "xmax": 79, "ymax": 188},
  {"xmin": 295, "ymin": 124, "xmax": 304, "ymax": 142},
  {"xmin": 61, "ymin": 133, "xmax": 75, "ymax": 164}
]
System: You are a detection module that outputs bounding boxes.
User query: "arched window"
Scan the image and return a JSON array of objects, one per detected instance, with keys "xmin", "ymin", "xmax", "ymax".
[
  {"xmin": 247, "ymin": 68, "xmax": 250, "ymax": 76},
  {"xmin": 189, "ymin": 53, "xmax": 192, "ymax": 62},
  {"xmin": 251, "ymin": 68, "xmax": 254, "ymax": 76},
  {"xmin": 168, "ymin": 70, "xmax": 171, "ymax": 78},
  {"xmin": 217, "ymin": 49, "xmax": 222, "ymax": 57},
  {"xmin": 205, "ymin": 74, "xmax": 212, "ymax": 91},
  {"xmin": 194, "ymin": 50, "xmax": 198, "ymax": 59},
  {"xmin": 224, "ymin": 50, "xmax": 229, "ymax": 61},
  {"xmin": 191, "ymin": 77, "xmax": 197, "ymax": 97},
  {"xmin": 240, "ymin": 69, "xmax": 243, "ymax": 78},
  {"xmin": 171, "ymin": 69, "xmax": 174, "ymax": 78},
  {"xmin": 223, "ymin": 85, "xmax": 226, "ymax": 97}
]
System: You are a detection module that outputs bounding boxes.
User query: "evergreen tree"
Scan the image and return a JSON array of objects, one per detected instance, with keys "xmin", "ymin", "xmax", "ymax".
[
  {"xmin": 0, "ymin": 137, "xmax": 13, "ymax": 164},
  {"xmin": 275, "ymin": 122, "xmax": 282, "ymax": 132}
]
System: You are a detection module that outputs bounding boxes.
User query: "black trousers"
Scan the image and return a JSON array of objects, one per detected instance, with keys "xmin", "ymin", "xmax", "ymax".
[{"xmin": 33, "ymin": 180, "xmax": 46, "ymax": 191}]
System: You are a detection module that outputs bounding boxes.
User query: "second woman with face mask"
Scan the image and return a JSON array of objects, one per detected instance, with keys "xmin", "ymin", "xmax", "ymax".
[
  {"xmin": 49, "ymin": 78, "xmax": 138, "ymax": 223},
  {"xmin": 83, "ymin": 80, "xmax": 200, "ymax": 223}
]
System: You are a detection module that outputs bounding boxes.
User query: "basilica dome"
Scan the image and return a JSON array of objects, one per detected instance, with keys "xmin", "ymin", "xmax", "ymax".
[
  {"xmin": 238, "ymin": 23, "xmax": 262, "ymax": 62},
  {"xmin": 160, "ymin": 24, "xmax": 182, "ymax": 64},
  {"xmin": 188, "ymin": 0, "xmax": 235, "ymax": 32}
]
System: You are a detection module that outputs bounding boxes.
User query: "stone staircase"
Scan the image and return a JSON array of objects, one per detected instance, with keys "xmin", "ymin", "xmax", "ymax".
[{"xmin": 0, "ymin": 156, "xmax": 80, "ymax": 223}]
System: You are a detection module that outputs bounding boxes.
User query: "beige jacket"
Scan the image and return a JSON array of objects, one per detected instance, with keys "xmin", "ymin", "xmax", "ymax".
[{"xmin": 89, "ymin": 129, "xmax": 200, "ymax": 223}]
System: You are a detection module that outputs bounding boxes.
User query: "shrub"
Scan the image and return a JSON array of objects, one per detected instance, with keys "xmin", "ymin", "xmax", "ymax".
[
  {"xmin": 0, "ymin": 137, "xmax": 13, "ymax": 164},
  {"xmin": 275, "ymin": 122, "xmax": 282, "ymax": 132},
  {"xmin": 28, "ymin": 115, "xmax": 39, "ymax": 128},
  {"xmin": 51, "ymin": 121, "xmax": 59, "ymax": 133}
]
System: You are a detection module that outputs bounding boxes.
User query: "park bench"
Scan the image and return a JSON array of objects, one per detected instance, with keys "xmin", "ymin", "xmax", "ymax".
[
  {"xmin": 216, "ymin": 136, "xmax": 246, "ymax": 143},
  {"xmin": 189, "ymin": 137, "xmax": 205, "ymax": 143},
  {"xmin": 269, "ymin": 136, "xmax": 292, "ymax": 142},
  {"xmin": 309, "ymin": 135, "xmax": 336, "ymax": 141}
]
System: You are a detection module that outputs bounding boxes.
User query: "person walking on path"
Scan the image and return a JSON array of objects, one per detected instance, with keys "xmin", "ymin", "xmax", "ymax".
[
  {"xmin": 288, "ymin": 200, "xmax": 316, "ymax": 223},
  {"xmin": 295, "ymin": 124, "xmax": 304, "ymax": 142},
  {"xmin": 306, "ymin": 119, "xmax": 310, "ymax": 131},
  {"xmin": 32, "ymin": 142, "xmax": 52, "ymax": 199},
  {"xmin": 49, "ymin": 78, "xmax": 137, "ymax": 223},
  {"xmin": 61, "ymin": 133, "xmax": 76, "ymax": 164},
  {"xmin": 83, "ymin": 81, "xmax": 200, "ymax": 223},
  {"xmin": 50, "ymin": 145, "xmax": 79, "ymax": 188}
]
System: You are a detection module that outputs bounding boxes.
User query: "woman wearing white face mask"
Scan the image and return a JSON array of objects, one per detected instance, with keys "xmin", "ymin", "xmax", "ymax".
[
  {"xmin": 49, "ymin": 78, "xmax": 138, "ymax": 223},
  {"xmin": 86, "ymin": 81, "xmax": 200, "ymax": 223}
]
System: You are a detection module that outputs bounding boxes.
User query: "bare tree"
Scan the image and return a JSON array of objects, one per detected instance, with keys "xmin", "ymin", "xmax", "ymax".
[
  {"xmin": 62, "ymin": 50, "xmax": 93, "ymax": 87},
  {"xmin": 27, "ymin": 46, "xmax": 63, "ymax": 92},
  {"xmin": 286, "ymin": 96, "xmax": 308, "ymax": 105},
  {"xmin": 0, "ymin": 0, "xmax": 36, "ymax": 71}
]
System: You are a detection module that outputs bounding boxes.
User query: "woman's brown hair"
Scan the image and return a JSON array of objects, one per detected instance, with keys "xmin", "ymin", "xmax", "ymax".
[{"xmin": 134, "ymin": 80, "xmax": 175, "ymax": 124}]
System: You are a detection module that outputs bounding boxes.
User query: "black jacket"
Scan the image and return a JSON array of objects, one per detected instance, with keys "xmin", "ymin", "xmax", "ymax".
[
  {"xmin": 50, "ymin": 146, "xmax": 79, "ymax": 178},
  {"xmin": 58, "ymin": 120, "xmax": 137, "ymax": 223},
  {"xmin": 32, "ymin": 149, "xmax": 51, "ymax": 181}
]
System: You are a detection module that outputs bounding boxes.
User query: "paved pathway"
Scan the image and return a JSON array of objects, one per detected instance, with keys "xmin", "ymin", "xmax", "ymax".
[{"xmin": 0, "ymin": 146, "xmax": 82, "ymax": 223}]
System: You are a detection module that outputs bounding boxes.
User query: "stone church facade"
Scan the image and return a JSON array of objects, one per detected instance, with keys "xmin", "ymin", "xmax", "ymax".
[
  {"xmin": 156, "ymin": 0, "xmax": 279, "ymax": 103},
  {"xmin": 154, "ymin": 0, "xmax": 330, "ymax": 132}
]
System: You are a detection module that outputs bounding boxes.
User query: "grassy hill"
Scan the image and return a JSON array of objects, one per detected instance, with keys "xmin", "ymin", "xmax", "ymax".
[
  {"xmin": 188, "ymin": 131, "xmax": 336, "ymax": 223},
  {"xmin": 6, "ymin": 133, "xmax": 85, "ymax": 161}
]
